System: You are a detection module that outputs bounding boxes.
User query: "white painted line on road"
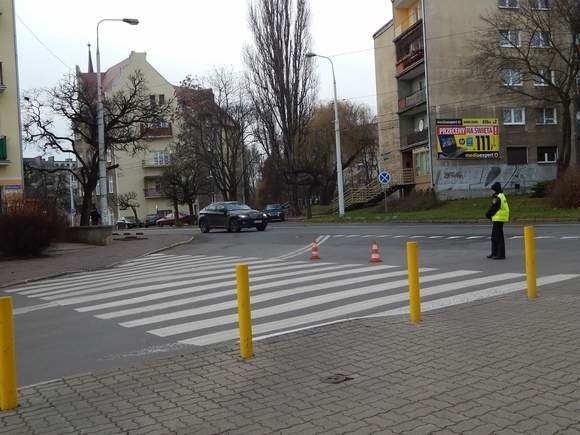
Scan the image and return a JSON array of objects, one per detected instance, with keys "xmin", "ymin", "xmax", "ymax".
[
  {"xmin": 381, "ymin": 274, "xmax": 579, "ymax": 316},
  {"xmin": 393, "ymin": 235, "xmax": 406, "ymax": 238},
  {"xmin": 446, "ymin": 236, "xmax": 463, "ymax": 239},
  {"xmin": 409, "ymin": 236, "xmax": 425, "ymax": 239},
  {"xmin": 362, "ymin": 235, "xmax": 374, "ymax": 238},
  {"xmin": 333, "ymin": 235, "xmax": 345, "ymax": 238},
  {"xmin": 428, "ymin": 236, "xmax": 444, "ymax": 239},
  {"xmin": 535, "ymin": 236, "xmax": 554, "ymax": 239},
  {"xmin": 276, "ymin": 235, "xmax": 330, "ymax": 260},
  {"xmin": 176, "ymin": 269, "xmax": 482, "ymax": 344},
  {"xmin": 84, "ymin": 263, "xmax": 412, "ymax": 315},
  {"xmin": 377, "ymin": 235, "xmax": 390, "ymax": 238},
  {"xmin": 346, "ymin": 235, "xmax": 358, "ymax": 238},
  {"xmin": 510, "ymin": 236, "xmax": 523, "ymax": 239},
  {"xmin": 466, "ymin": 236, "xmax": 485, "ymax": 239},
  {"xmin": 13, "ymin": 302, "xmax": 59, "ymax": 315},
  {"xmin": 561, "ymin": 236, "xmax": 580, "ymax": 239}
]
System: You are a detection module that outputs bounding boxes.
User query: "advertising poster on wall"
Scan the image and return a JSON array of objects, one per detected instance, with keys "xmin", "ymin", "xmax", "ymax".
[{"xmin": 436, "ymin": 118, "xmax": 500, "ymax": 159}]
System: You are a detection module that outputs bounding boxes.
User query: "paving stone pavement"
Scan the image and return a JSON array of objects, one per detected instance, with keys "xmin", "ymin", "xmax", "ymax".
[{"xmin": 1, "ymin": 283, "xmax": 579, "ymax": 434}]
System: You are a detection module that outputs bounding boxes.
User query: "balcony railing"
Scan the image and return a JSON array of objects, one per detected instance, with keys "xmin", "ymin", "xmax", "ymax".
[
  {"xmin": 402, "ymin": 129, "xmax": 429, "ymax": 149},
  {"xmin": 395, "ymin": 48, "xmax": 424, "ymax": 76},
  {"xmin": 141, "ymin": 123, "xmax": 173, "ymax": 138},
  {"xmin": 398, "ymin": 88, "xmax": 426, "ymax": 112},
  {"xmin": 143, "ymin": 188, "xmax": 167, "ymax": 198}
]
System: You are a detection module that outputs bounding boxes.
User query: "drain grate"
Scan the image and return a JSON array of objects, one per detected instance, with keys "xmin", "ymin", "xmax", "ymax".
[{"xmin": 320, "ymin": 374, "xmax": 354, "ymax": 384}]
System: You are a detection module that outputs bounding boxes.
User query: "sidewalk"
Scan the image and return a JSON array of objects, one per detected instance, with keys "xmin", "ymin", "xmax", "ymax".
[
  {"xmin": 0, "ymin": 231, "xmax": 194, "ymax": 288},
  {"xmin": 1, "ymin": 282, "xmax": 579, "ymax": 434}
]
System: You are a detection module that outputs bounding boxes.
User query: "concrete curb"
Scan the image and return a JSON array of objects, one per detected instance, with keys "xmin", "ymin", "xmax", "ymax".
[{"xmin": 0, "ymin": 236, "xmax": 195, "ymax": 289}]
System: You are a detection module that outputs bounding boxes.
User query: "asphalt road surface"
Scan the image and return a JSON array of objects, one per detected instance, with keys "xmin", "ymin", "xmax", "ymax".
[{"xmin": 5, "ymin": 222, "xmax": 580, "ymax": 386}]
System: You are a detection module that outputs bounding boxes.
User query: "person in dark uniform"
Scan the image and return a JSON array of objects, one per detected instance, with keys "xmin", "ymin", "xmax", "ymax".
[{"xmin": 485, "ymin": 182, "xmax": 509, "ymax": 259}]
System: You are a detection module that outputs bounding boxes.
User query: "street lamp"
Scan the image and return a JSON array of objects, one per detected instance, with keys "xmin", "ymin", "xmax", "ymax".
[
  {"xmin": 96, "ymin": 17, "xmax": 139, "ymax": 225},
  {"xmin": 306, "ymin": 52, "xmax": 345, "ymax": 217}
]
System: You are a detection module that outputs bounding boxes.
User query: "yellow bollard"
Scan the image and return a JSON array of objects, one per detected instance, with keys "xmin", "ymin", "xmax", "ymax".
[
  {"xmin": 236, "ymin": 264, "xmax": 253, "ymax": 359},
  {"xmin": 524, "ymin": 226, "xmax": 537, "ymax": 299},
  {"xmin": 0, "ymin": 296, "xmax": 17, "ymax": 410},
  {"xmin": 406, "ymin": 242, "xmax": 422, "ymax": 323}
]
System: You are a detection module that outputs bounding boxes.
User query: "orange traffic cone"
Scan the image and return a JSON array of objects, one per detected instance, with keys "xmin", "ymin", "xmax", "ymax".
[
  {"xmin": 369, "ymin": 240, "xmax": 383, "ymax": 263},
  {"xmin": 310, "ymin": 240, "xmax": 321, "ymax": 260}
]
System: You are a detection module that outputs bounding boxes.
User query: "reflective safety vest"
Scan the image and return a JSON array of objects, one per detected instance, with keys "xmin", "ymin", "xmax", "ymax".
[{"xmin": 492, "ymin": 192, "xmax": 510, "ymax": 222}]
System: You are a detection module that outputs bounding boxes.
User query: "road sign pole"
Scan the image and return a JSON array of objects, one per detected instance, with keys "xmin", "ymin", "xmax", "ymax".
[{"xmin": 384, "ymin": 188, "xmax": 388, "ymax": 213}]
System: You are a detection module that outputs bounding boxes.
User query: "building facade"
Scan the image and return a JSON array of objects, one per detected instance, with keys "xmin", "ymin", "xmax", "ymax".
[
  {"xmin": 0, "ymin": 0, "xmax": 23, "ymax": 202},
  {"xmin": 79, "ymin": 51, "xmax": 199, "ymax": 221},
  {"xmin": 374, "ymin": 0, "xmax": 575, "ymax": 198}
]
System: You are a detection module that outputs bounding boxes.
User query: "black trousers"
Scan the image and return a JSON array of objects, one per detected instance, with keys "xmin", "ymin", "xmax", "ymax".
[{"xmin": 490, "ymin": 221, "xmax": 505, "ymax": 258}]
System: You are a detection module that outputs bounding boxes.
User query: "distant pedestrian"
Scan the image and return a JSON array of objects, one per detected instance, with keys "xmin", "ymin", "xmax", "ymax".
[
  {"xmin": 90, "ymin": 206, "xmax": 101, "ymax": 226},
  {"xmin": 485, "ymin": 182, "xmax": 509, "ymax": 259}
]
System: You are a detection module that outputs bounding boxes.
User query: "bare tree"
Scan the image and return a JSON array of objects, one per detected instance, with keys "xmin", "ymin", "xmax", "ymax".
[
  {"xmin": 22, "ymin": 71, "xmax": 172, "ymax": 225},
  {"xmin": 176, "ymin": 71, "xmax": 256, "ymax": 201},
  {"xmin": 244, "ymin": 0, "xmax": 317, "ymax": 213},
  {"xmin": 160, "ymin": 145, "xmax": 206, "ymax": 221},
  {"xmin": 111, "ymin": 192, "xmax": 140, "ymax": 221},
  {"xmin": 473, "ymin": 0, "xmax": 580, "ymax": 171}
]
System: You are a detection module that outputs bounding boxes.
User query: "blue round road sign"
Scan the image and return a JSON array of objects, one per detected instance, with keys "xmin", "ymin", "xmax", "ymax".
[{"xmin": 378, "ymin": 170, "xmax": 391, "ymax": 185}]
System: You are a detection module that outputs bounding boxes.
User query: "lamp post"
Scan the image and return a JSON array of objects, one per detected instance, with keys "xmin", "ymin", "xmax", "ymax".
[
  {"xmin": 96, "ymin": 18, "xmax": 139, "ymax": 225},
  {"xmin": 306, "ymin": 52, "xmax": 345, "ymax": 217}
]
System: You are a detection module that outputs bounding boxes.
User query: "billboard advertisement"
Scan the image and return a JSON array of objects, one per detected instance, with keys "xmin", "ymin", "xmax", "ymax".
[{"xmin": 436, "ymin": 118, "xmax": 500, "ymax": 159}]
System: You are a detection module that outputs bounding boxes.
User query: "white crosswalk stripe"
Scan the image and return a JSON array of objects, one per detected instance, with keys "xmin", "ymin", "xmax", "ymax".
[{"xmin": 10, "ymin": 254, "xmax": 579, "ymax": 348}]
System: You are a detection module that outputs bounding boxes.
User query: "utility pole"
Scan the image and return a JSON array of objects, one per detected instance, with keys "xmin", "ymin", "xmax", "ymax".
[{"xmin": 69, "ymin": 172, "xmax": 75, "ymax": 226}]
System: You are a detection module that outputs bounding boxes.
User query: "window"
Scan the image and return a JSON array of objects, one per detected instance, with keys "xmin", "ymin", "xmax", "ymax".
[
  {"xmin": 530, "ymin": 0, "xmax": 550, "ymax": 9},
  {"xmin": 533, "ymin": 69, "xmax": 555, "ymax": 86},
  {"xmin": 108, "ymin": 175, "xmax": 114, "ymax": 194},
  {"xmin": 531, "ymin": 32, "xmax": 551, "ymax": 48},
  {"xmin": 501, "ymin": 68, "xmax": 522, "ymax": 86},
  {"xmin": 149, "ymin": 95, "xmax": 156, "ymax": 106},
  {"xmin": 152, "ymin": 151, "xmax": 170, "ymax": 166},
  {"xmin": 537, "ymin": 146, "xmax": 557, "ymax": 163},
  {"xmin": 507, "ymin": 147, "xmax": 528, "ymax": 164},
  {"xmin": 537, "ymin": 107, "xmax": 557, "ymax": 124},
  {"xmin": 498, "ymin": 0, "xmax": 518, "ymax": 7},
  {"xmin": 503, "ymin": 107, "xmax": 526, "ymax": 125},
  {"xmin": 158, "ymin": 94, "xmax": 165, "ymax": 105},
  {"xmin": 413, "ymin": 148, "xmax": 430, "ymax": 177},
  {"xmin": 500, "ymin": 30, "xmax": 520, "ymax": 47}
]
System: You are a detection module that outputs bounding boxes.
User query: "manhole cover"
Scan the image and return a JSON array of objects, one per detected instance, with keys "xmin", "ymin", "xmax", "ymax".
[{"xmin": 320, "ymin": 374, "xmax": 354, "ymax": 384}]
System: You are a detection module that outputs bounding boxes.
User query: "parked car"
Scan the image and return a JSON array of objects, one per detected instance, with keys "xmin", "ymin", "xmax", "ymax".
[
  {"xmin": 155, "ymin": 212, "xmax": 194, "ymax": 227},
  {"xmin": 144, "ymin": 213, "xmax": 162, "ymax": 227},
  {"xmin": 264, "ymin": 203, "xmax": 286, "ymax": 222},
  {"xmin": 198, "ymin": 201, "xmax": 268, "ymax": 233},
  {"xmin": 116, "ymin": 216, "xmax": 141, "ymax": 229}
]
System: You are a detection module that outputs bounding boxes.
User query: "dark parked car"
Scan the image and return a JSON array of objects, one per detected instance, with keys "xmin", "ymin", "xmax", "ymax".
[
  {"xmin": 116, "ymin": 216, "xmax": 141, "ymax": 229},
  {"xmin": 155, "ymin": 212, "xmax": 194, "ymax": 227},
  {"xmin": 264, "ymin": 203, "xmax": 286, "ymax": 222},
  {"xmin": 144, "ymin": 213, "xmax": 162, "ymax": 227},
  {"xmin": 198, "ymin": 202, "xmax": 268, "ymax": 233}
]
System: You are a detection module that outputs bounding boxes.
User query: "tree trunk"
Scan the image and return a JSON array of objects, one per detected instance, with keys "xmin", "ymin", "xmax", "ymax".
[
  {"xmin": 188, "ymin": 201, "xmax": 195, "ymax": 224},
  {"xmin": 130, "ymin": 207, "xmax": 139, "ymax": 222},
  {"xmin": 79, "ymin": 179, "xmax": 97, "ymax": 226},
  {"xmin": 173, "ymin": 194, "xmax": 181, "ymax": 227},
  {"xmin": 558, "ymin": 101, "xmax": 572, "ymax": 175}
]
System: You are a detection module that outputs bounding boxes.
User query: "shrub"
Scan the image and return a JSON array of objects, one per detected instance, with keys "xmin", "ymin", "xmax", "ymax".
[
  {"xmin": 529, "ymin": 180, "xmax": 554, "ymax": 198},
  {"xmin": 549, "ymin": 169, "xmax": 580, "ymax": 209},
  {"xmin": 0, "ymin": 196, "xmax": 64, "ymax": 257},
  {"xmin": 385, "ymin": 189, "xmax": 443, "ymax": 212}
]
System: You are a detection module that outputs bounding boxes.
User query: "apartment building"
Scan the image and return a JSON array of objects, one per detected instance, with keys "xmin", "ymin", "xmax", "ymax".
[
  {"xmin": 78, "ymin": 51, "xmax": 196, "ymax": 221},
  {"xmin": 374, "ymin": 0, "xmax": 575, "ymax": 198},
  {"xmin": 0, "ymin": 0, "xmax": 23, "ymax": 202}
]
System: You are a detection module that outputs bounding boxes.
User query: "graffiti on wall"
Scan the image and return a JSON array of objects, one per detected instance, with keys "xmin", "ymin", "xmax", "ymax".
[{"xmin": 434, "ymin": 164, "xmax": 557, "ymax": 192}]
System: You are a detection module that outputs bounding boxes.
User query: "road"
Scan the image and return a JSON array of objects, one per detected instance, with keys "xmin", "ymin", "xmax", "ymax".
[{"xmin": 4, "ymin": 222, "xmax": 580, "ymax": 386}]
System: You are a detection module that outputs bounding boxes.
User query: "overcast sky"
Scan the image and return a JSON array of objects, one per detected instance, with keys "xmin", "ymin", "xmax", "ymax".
[{"xmin": 15, "ymin": 0, "xmax": 392, "ymax": 156}]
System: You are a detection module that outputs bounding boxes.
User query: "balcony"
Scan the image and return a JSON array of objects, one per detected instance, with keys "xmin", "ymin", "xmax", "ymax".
[
  {"xmin": 396, "ymin": 48, "xmax": 424, "ymax": 77},
  {"xmin": 0, "ymin": 63, "xmax": 6, "ymax": 92},
  {"xmin": 401, "ymin": 129, "xmax": 429, "ymax": 149},
  {"xmin": 143, "ymin": 188, "xmax": 167, "ymax": 199},
  {"xmin": 141, "ymin": 123, "xmax": 173, "ymax": 138},
  {"xmin": 394, "ymin": 14, "xmax": 422, "ymax": 39},
  {"xmin": 398, "ymin": 88, "xmax": 426, "ymax": 113}
]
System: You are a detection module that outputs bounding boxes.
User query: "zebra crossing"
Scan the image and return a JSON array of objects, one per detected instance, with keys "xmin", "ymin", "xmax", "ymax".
[{"xmin": 6, "ymin": 253, "xmax": 578, "ymax": 347}]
